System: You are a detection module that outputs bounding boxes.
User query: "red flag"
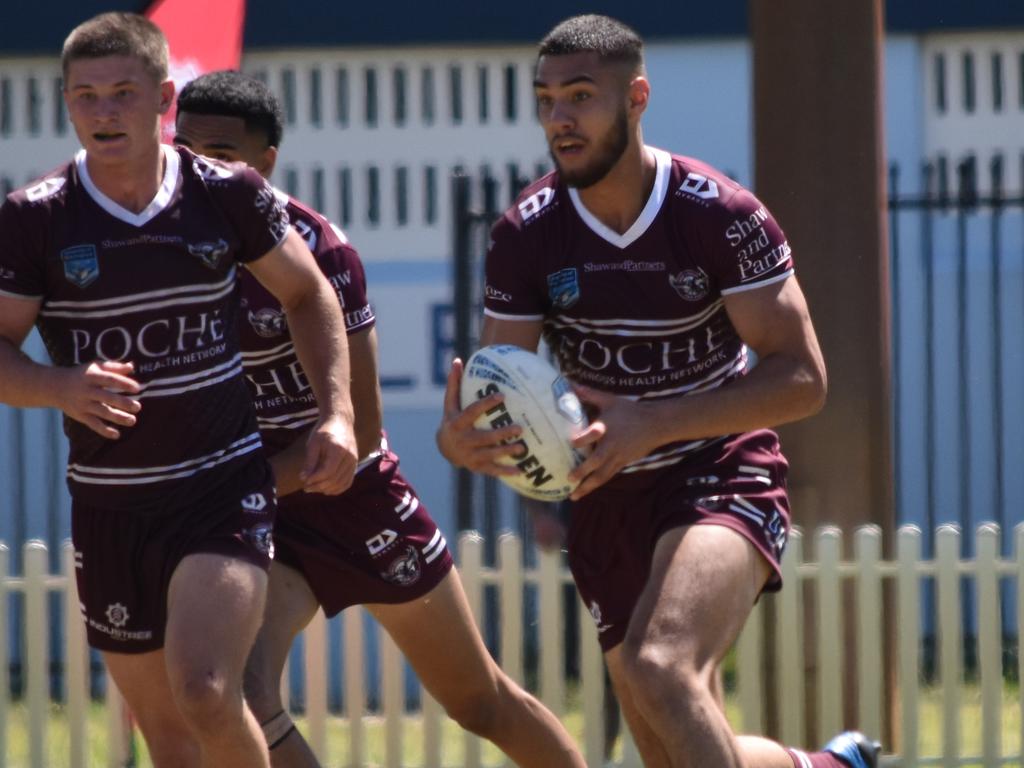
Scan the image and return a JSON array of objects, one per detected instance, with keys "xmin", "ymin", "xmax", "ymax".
[{"xmin": 146, "ymin": 0, "xmax": 247, "ymax": 142}]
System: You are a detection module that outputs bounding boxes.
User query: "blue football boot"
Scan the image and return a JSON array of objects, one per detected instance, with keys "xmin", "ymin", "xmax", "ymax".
[{"xmin": 823, "ymin": 731, "xmax": 881, "ymax": 768}]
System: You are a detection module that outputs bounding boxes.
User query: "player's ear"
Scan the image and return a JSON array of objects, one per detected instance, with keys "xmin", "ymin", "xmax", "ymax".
[
  {"xmin": 158, "ymin": 79, "xmax": 175, "ymax": 115},
  {"xmin": 627, "ymin": 75, "xmax": 650, "ymax": 118},
  {"xmin": 258, "ymin": 146, "xmax": 278, "ymax": 178}
]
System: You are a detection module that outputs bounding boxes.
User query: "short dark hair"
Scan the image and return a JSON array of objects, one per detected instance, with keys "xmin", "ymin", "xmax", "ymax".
[
  {"xmin": 538, "ymin": 14, "xmax": 644, "ymax": 71},
  {"xmin": 177, "ymin": 70, "xmax": 284, "ymax": 148},
  {"xmin": 61, "ymin": 12, "xmax": 168, "ymax": 83}
]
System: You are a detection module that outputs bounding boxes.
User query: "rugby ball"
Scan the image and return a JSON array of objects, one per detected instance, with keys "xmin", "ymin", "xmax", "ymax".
[{"xmin": 460, "ymin": 345, "xmax": 589, "ymax": 501}]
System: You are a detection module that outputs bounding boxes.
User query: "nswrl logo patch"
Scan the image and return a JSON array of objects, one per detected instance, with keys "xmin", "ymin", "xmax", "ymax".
[
  {"xmin": 547, "ymin": 267, "xmax": 580, "ymax": 310},
  {"xmin": 61, "ymin": 245, "xmax": 99, "ymax": 288}
]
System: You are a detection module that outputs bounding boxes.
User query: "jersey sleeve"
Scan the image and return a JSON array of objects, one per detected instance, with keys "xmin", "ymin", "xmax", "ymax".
[
  {"xmin": 706, "ymin": 188, "xmax": 794, "ymax": 295},
  {"xmin": 203, "ymin": 160, "xmax": 291, "ymax": 263},
  {"xmin": 0, "ymin": 198, "xmax": 46, "ymax": 299},
  {"xmin": 316, "ymin": 231, "xmax": 375, "ymax": 334},
  {"xmin": 483, "ymin": 212, "xmax": 545, "ymax": 320}
]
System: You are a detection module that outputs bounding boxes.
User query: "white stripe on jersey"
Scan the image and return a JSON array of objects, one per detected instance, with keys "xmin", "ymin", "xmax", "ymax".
[
  {"xmin": 40, "ymin": 269, "xmax": 237, "ymax": 319},
  {"xmin": 635, "ymin": 353, "xmax": 747, "ymax": 401},
  {"xmin": 43, "ymin": 268, "xmax": 237, "ymax": 310},
  {"xmin": 136, "ymin": 354, "xmax": 243, "ymax": 399},
  {"xmin": 139, "ymin": 361, "xmax": 245, "ymax": 399},
  {"xmin": 721, "ymin": 268, "xmax": 794, "ymax": 295},
  {"xmin": 548, "ymin": 301, "xmax": 724, "ymax": 333},
  {"xmin": 241, "ymin": 340, "xmax": 295, "ymax": 367},
  {"xmin": 422, "ymin": 528, "xmax": 447, "ymax": 564},
  {"xmin": 257, "ymin": 414, "xmax": 319, "ymax": 431},
  {"xmin": 68, "ymin": 432, "xmax": 262, "ymax": 486},
  {"xmin": 257, "ymin": 407, "xmax": 320, "ymax": 424}
]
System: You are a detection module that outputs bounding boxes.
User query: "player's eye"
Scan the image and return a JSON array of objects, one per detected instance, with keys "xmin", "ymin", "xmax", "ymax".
[
  {"xmin": 536, "ymin": 94, "xmax": 553, "ymax": 108},
  {"xmin": 572, "ymin": 91, "xmax": 591, "ymax": 102}
]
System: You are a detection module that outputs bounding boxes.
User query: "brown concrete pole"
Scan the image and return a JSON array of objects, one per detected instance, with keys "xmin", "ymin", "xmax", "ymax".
[{"xmin": 750, "ymin": 0, "xmax": 895, "ymax": 747}]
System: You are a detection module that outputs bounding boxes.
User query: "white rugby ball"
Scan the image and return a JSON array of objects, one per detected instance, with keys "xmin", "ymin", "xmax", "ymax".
[{"xmin": 460, "ymin": 344, "xmax": 589, "ymax": 501}]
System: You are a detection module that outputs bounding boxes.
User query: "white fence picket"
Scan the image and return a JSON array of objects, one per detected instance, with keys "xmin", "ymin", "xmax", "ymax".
[
  {"xmin": 458, "ymin": 532, "xmax": 484, "ymax": 768},
  {"xmin": 4, "ymin": 525, "xmax": 1024, "ymax": 767},
  {"xmin": 303, "ymin": 607, "xmax": 328, "ymax": 762},
  {"xmin": 62, "ymin": 542, "xmax": 87, "ymax": 768},
  {"xmin": 24, "ymin": 540, "xmax": 47, "ymax": 768},
  {"xmin": 897, "ymin": 525, "xmax": 921, "ymax": 765},
  {"xmin": 816, "ymin": 526, "xmax": 843, "ymax": 741},
  {"xmin": 343, "ymin": 606, "xmax": 365, "ymax": 768},
  {"xmin": 936, "ymin": 524, "xmax": 961, "ymax": 768},
  {"xmin": 777, "ymin": 529, "xmax": 805, "ymax": 747},
  {"xmin": 976, "ymin": 523, "xmax": 1001, "ymax": 766},
  {"xmin": 854, "ymin": 525, "xmax": 883, "ymax": 741}
]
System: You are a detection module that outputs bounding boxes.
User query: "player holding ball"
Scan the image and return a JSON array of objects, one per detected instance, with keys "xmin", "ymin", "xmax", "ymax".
[{"xmin": 438, "ymin": 14, "xmax": 879, "ymax": 768}]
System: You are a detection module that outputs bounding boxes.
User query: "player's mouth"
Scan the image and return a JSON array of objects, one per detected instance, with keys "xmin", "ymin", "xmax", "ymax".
[
  {"xmin": 553, "ymin": 136, "xmax": 586, "ymax": 157},
  {"xmin": 93, "ymin": 131, "xmax": 127, "ymax": 143}
]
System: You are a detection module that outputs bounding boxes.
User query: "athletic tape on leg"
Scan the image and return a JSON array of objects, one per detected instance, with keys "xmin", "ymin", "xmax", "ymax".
[{"xmin": 260, "ymin": 710, "xmax": 297, "ymax": 750}]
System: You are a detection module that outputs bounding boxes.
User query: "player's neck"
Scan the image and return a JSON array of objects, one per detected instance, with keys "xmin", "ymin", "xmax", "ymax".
[
  {"xmin": 84, "ymin": 143, "xmax": 166, "ymax": 215},
  {"xmin": 575, "ymin": 143, "xmax": 657, "ymax": 235}
]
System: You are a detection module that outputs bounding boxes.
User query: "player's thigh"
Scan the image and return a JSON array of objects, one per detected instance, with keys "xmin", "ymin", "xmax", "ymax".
[
  {"xmin": 625, "ymin": 523, "xmax": 771, "ymax": 669},
  {"xmin": 164, "ymin": 552, "xmax": 268, "ymax": 681},
  {"xmin": 244, "ymin": 561, "xmax": 318, "ymax": 705},
  {"xmin": 368, "ymin": 569, "xmax": 500, "ymax": 703}
]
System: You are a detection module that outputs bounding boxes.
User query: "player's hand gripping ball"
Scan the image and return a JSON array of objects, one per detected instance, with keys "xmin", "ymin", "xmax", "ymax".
[{"xmin": 460, "ymin": 345, "xmax": 589, "ymax": 501}]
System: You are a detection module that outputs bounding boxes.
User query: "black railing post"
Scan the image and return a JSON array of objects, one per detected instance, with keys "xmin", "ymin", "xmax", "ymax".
[
  {"xmin": 989, "ymin": 156, "xmax": 1005, "ymax": 539},
  {"xmin": 452, "ymin": 172, "xmax": 476, "ymax": 534}
]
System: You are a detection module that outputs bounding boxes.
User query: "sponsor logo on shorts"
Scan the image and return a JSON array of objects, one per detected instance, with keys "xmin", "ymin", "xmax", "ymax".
[
  {"xmin": 547, "ymin": 267, "xmax": 580, "ymax": 310},
  {"xmin": 382, "ymin": 545, "xmax": 422, "ymax": 587},
  {"xmin": 105, "ymin": 602, "xmax": 129, "ymax": 628},
  {"xmin": 244, "ymin": 524, "xmax": 275, "ymax": 558},
  {"xmin": 366, "ymin": 529, "xmax": 399, "ymax": 557},
  {"xmin": 61, "ymin": 245, "xmax": 99, "ymax": 289},
  {"xmin": 241, "ymin": 493, "xmax": 268, "ymax": 513},
  {"xmin": 668, "ymin": 269, "xmax": 709, "ymax": 302},
  {"xmin": 187, "ymin": 238, "xmax": 229, "ymax": 269},
  {"xmin": 589, "ymin": 600, "xmax": 613, "ymax": 634}
]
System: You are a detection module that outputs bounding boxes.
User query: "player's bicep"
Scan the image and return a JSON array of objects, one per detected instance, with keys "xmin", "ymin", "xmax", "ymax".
[
  {"xmin": 0, "ymin": 295, "xmax": 41, "ymax": 347},
  {"xmin": 480, "ymin": 315, "xmax": 543, "ymax": 351},
  {"xmin": 246, "ymin": 227, "xmax": 326, "ymax": 311},
  {"xmin": 723, "ymin": 275, "xmax": 822, "ymax": 366}
]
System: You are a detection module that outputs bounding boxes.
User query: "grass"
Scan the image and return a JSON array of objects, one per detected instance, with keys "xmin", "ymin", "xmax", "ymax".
[{"xmin": 3, "ymin": 684, "xmax": 1021, "ymax": 767}]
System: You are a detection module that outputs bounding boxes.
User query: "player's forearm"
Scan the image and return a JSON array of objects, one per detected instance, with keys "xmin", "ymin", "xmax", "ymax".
[
  {"xmin": 283, "ymin": 281, "xmax": 355, "ymax": 427},
  {"xmin": 0, "ymin": 338, "xmax": 60, "ymax": 409},
  {"xmin": 645, "ymin": 352, "xmax": 827, "ymax": 444},
  {"xmin": 269, "ymin": 438, "xmax": 309, "ymax": 497}
]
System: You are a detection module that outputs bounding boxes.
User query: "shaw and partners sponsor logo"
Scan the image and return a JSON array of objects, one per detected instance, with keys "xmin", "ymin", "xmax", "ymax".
[
  {"xmin": 739, "ymin": 241, "xmax": 791, "ymax": 283},
  {"xmin": 70, "ymin": 309, "xmax": 226, "ymax": 365},
  {"xmin": 518, "ymin": 186, "xmax": 556, "ymax": 222},
  {"xmin": 345, "ymin": 304, "xmax": 374, "ymax": 328},
  {"xmin": 725, "ymin": 206, "xmax": 771, "ymax": 261},
  {"xmin": 474, "ymin": 382, "xmax": 554, "ymax": 488},
  {"xmin": 102, "ymin": 234, "xmax": 184, "ymax": 249},
  {"xmin": 583, "ymin": 260, "xmax": 666, "ymax": 273}
]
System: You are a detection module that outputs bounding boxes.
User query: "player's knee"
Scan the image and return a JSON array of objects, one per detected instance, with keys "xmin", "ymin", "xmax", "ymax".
[
  {"xmin": 620, "ymin": 636, "xmax": 704, "ymax": 710},
  {"xmin": 171, "ymin": 669, "xmax": 243, "ymax": 733},
  {"xmin": 441, "ymin": 684, "xmax": 503, "ymax": 738},
  {"xmin": 144, "ymin": 736, "xmax": 200, "ymax": 768}
]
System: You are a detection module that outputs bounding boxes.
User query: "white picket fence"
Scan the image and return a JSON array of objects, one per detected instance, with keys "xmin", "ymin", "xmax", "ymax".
[{"xmin": 1, "ymin": 523, "xmax": 1022, "ymax": 767}]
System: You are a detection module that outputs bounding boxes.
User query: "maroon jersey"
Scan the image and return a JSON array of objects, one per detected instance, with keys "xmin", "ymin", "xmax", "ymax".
[
  {"xmin": 0, "ymin": 145, "xmax": 290, "ymax": 512},
  {"xmin": 484, "ymin": 149, "xmax": 794, "ymax": 476},
  {"xmin": 238, "ymin": 191, "xmax": 374, "ymax": 456}
]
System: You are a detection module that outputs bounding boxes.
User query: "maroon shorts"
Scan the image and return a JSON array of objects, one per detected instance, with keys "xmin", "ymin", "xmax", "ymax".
[
  {"xmin": 273, "ymin": 448, "xmax": 453, "ymax": 617},
  {"xmin": 71, "ymin": 457, "xmax": 277, "ymax": 653},
  {"xmin": 567, "ymin": 429, "xmax": 790, "ymax": 652}
]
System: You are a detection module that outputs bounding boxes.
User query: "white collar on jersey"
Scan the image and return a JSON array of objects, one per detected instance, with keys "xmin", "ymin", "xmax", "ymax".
[
  {"xmin": 75, "ymin": 143, "xmax": 180, "ymax": 228},
  {"xmin": 567, "ymin": 146, "xmax": 672, "ymax": 250}
]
